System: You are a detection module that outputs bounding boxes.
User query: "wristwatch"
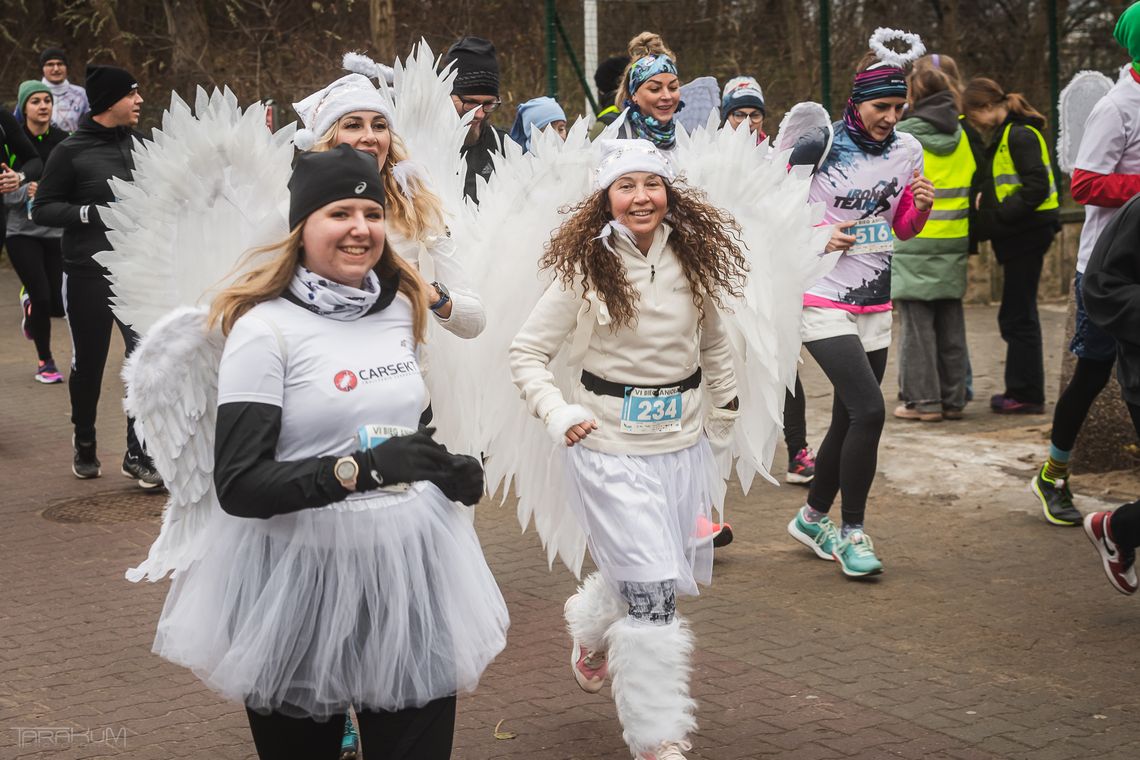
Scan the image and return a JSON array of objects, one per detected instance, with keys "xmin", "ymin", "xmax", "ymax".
[
  {"xmin": 334, "ymin": 455, "xmax": 359, "ymax": 491},
  {"xmin": 429, "ymin": 281, "xmax": 451, "ymax": 312}
]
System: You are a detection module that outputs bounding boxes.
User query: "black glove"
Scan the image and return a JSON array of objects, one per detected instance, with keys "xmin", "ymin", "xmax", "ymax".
[
  {"xmin": 437, "ymin": 454, "xmax": 485, "ymax": 506},
  {"xmin": 353, "ymin": 428, "xmax": 455, "ymax": 490}
]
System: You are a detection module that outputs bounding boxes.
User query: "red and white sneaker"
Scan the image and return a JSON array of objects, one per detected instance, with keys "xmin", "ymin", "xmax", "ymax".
[
  {"xmin": 570, "ymin": 641, "xmax": 607, "ymax": 693},
  {"xmin": 1084, "ymin": 511, "xmax": 1138, "ymax": 595},
  {"xmin": 640, "ymin": 740, "xmax": 692, "ymax": 759},
  {"xmin": 695, "ymin": 514, "xmax": 733, "ymax": 548}
]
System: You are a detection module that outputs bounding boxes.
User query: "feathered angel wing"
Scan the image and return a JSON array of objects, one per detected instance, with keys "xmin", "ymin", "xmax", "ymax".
[
  {"xmin": 1057, "ymin": 70, "xmax": 1113, "ymax": 174},
  {"xmin": 392, "ymin": 38, "xmax": 476, "ymax": 236},
  {"xmin": 674, "ymin": 122, "xmax": 836, "ymax": 492},
  {"xmin": 94, "ymin": 88, "xmax": 293, "ymax": 582},
  {"xmin": 676, "ymin": 76, "xmax": 721, "ymax": 135},
  {"xmin": 123, "ymin": 308, "xmax": 224, "ymax": 582},
  {"xmin": 97, "ymin": 87, "xmax": 294, "ymax": 335},
  {"xmin": 774, "ymin": 101, "xmax": 833, "ymax": 164},
  {"xmin": 464, "ymin": 118, "xmax": 599, "ymax": 576}
]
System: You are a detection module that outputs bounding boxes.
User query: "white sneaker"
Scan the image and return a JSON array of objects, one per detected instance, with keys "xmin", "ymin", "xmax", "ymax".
[{"xmin": 641, "ymin": 740, "xmax": 692, "ymax": 759}]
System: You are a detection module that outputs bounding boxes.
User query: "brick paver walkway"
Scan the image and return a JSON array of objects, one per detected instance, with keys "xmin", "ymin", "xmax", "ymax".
[{"xmin": 1, "ymin": 264, "xmax": 1138, "ymax": 759}]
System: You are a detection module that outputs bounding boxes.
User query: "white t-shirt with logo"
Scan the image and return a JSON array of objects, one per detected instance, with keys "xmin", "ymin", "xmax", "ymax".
[
  {"xmin": 1074, "ymin": 70, "xmax": 1140, "ymax": 273},
  {"xmin": 217, "ymin": 296, "xmax": 426, "ymax": 461}
]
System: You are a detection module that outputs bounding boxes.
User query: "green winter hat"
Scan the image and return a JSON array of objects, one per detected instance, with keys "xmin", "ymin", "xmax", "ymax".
[
  {"xmin": 1114, "ymin": 2, "xmax": 1140, "ymax": 73},
  {"xmin": 17, "ymin": 80, "xmax": 51, "ymax": 116}
]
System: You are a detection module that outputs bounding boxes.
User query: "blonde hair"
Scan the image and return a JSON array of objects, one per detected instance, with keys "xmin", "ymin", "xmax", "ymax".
[
  {"xmin": 615, "ymin": 32, "xmax": 677, "ymax": 108},
  {"xmin": 314, "ymin": 117, "xmax": 447, "ymax": 242},
  {"xmin": 208, "ymin": 224, "xmax": 431, "ymax": 341}
]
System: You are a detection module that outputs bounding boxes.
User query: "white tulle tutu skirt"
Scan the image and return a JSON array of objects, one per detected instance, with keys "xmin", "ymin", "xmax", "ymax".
[
  {"xmin": 564, "ymin": 437, "xmax": 725, "ymax": 597},
  {"xmin": 152, "ymin": 483, "xmax": 508, "ymax": 719}
]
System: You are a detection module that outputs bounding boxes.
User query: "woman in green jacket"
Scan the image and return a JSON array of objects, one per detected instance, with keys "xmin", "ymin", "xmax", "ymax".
[{"xmin": 892, "ymin": 58, "xmax": 975, "ymax": 421}]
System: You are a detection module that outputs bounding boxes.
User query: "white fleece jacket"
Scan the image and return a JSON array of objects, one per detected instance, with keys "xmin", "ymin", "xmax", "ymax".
[{"xmin": 509, "ymin": 224, "xmax": 737, "ymax": 456}]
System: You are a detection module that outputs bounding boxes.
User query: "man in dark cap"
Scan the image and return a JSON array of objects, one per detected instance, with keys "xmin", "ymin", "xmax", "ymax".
[
  {"xmin": 32, "ymin": 64, "xmax": 160, "ymax": 488},
  {"xmin": 38, "ymin": 48, "xmax": 89, "ymax": 132},
  {"xmin": 444, "ymin": 36, "xmax": 508, "ymax": 203}
]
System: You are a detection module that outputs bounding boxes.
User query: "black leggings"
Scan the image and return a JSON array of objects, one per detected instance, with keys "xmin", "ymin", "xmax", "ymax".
[
  {"xmin": 1050, "ymin": 357, "xmax": 1115, "ymax": 452},
  {"xmin": 784, "ymin": 374, "xmax": 808, "ymax": 457},
  {"xmin": 63, "ymin": 273, "xmax": 141, "ymax": 450},
  {"xmin": 804, "ymin": 336, "xmax": 889, "ymax": 526},
  {"xmin": 7, "ymin": 235, "xmax": 64, "ymax": 362},
  {"xmin": 245, "ymin": 696, "xmax": 457, "ymax": 760},
  {"xmin": 1108, "ymin": 402, "xmax": 1140, "ymax": 549}
]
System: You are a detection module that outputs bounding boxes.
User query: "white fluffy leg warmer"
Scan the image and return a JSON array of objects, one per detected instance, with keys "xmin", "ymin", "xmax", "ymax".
[
  {"xmin": 564, "ymin": 572, "xmax": 628, "ymax": 651},
  {"xmin": 605, "ymin": 615, "xmax": 697, "ymax": 755}
]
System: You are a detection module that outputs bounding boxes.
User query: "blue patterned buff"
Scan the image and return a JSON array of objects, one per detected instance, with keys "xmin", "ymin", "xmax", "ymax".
[{"xmin": 628, "ymin": 55, "xmax": 679, "ymax": 95}]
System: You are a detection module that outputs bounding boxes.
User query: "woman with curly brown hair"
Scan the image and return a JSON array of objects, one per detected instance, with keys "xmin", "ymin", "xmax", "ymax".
[{"xmin": 509, "ymin": 140, "xmax": 745, "ymax": 760}]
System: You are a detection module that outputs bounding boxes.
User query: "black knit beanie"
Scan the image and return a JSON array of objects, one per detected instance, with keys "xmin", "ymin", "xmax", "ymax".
[
  {"xmin": 86, "ymin": 64, "xmax": 138, "ymax": 115},
  {"xmin": 594, "ymin": 55, "xmax": 630, "ymax": 96},
  {"xmin": 445, "ymin": 36, "xmax": 500, "ymax": 97},
  {"xmin": 40, "ymin": 48, "xmax": 68, "ymax": 67},
  {"xmin": 288, "ymin": 144, "xmax": 387, "ymax": 230}
]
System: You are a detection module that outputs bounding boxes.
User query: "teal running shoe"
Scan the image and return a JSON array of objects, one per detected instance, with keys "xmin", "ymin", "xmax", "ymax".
[
  {"xmin": 833, "ymin": 530, "xmax": 883, "ymax": 577},
  {"xmin": 787, "ymin": 507, "xmax": 837, "ymax": 560},
  {"xmin": 340, "ymin": 712, "xmax": 359, "ymax": 760}
]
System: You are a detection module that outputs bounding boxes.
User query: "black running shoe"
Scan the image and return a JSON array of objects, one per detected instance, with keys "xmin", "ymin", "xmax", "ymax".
[
  {"xmin": 1031, "ymin": 464, "xmax": 1082, "ymax": 526},
  {"xmin": 122, "ymin": 450, "xmax": 163, "ymax": 490},
  {"xmin": 73, "ymin": 437, "xmax": 101, "ymax": 479}
]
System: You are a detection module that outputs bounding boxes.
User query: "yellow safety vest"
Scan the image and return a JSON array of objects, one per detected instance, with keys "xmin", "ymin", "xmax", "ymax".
[
  {"xmin": 920, "ymin": 131, "xmax": 976, "ymax": 240},
  {"xmin": 992, "ymin": 123, "xmax": 1059, "ymax": 211}
]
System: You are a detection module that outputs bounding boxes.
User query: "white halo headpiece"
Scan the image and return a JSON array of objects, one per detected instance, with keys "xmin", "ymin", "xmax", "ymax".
[{"xmin": 868, "ymin": 28, "xmax": 926, "ymax": 68}]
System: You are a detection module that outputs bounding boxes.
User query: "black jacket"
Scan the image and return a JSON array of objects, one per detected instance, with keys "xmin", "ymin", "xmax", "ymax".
[
  {"xmin": 1082, "ymin": 194, "xmax": 1140, "ymax": 406},
  {"xmin": 0, "ymin": 109, "xmax": 44, "ymax": 241},
  {"xmin": 968, "ymin": 113, "xmax": 1060, "ymax": 247},
  {"xmin": 460, "ymin": 125, "xmax": 507, "ymax": 204},
  {"xmin": 32, "ymin": 114, "xmax": 140, "ymax": 276}
]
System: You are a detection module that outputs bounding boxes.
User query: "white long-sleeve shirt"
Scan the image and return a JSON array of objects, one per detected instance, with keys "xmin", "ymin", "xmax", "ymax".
[
  {"xmin": 387, "ymin": 228, "xmax": 485, "ymax": 339},
  {"xmin": 510, "ymin": 223, "xmax": 736, "ymax": 456}
]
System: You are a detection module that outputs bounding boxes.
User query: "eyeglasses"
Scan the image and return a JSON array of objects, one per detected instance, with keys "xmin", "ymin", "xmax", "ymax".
[
  {"xmin": 43, "ymin": 62, "xmax": 66, "ymax": 68},
  {"xmin": 455, "ymin": 96, "xmax": 502, "ymax": 114},
  {"xmin": 730, "ymin": 110, "xmax": 764, "ymax": 124}
]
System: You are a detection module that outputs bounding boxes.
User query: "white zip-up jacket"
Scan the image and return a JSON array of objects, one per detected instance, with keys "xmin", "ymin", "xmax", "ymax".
[{"xmin": 510, "ymin": 223, "xmax": 736, "ymax": 456}]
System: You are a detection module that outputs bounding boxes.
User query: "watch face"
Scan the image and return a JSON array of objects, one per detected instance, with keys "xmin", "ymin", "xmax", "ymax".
[{"xmin": 335, "ymin": 459, "xmax": 357, "ymax": 481}]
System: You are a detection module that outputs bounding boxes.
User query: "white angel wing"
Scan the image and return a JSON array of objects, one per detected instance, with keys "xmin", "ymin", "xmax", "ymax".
[
  {"xmin": 123, "ymin": 308, "xmax": 224, "ymax": 582},
  {"xmin": 392, "ymin": 38, "xmax": 476, "ymax": 237},
  {"xmin": 674, "ymin": 122, "xmax": 836, "ymax": 492},
  {"xmin": 676, "ymin": 76, "xmax": 721, "ymax": 135},
  {"xmin": 774, "ymin": 101, "xmax": 834, "ymax": 164},
  {"xmin": 95, "ymin": 88, "xmax": 292, "ymax": 582},
  {"xmin": 465, "ymin": 118, "xmax": 599, "ymax": 575},
  {"xmin": 1057, "ymin": 70, "xmax": 1113, "ymax": 174},
  {"xmin": 96, "ymin": 87, "xmax": 294, "ymax": 336}
]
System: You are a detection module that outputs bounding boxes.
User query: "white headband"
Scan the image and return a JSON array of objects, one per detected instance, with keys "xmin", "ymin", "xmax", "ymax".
[
  {"xmin": 593, "ymin": 138, "xmax": 676, "ymax": 191},
  {"xmin": 292, "ymin": 72, "xmax": 396, "ymax": 151}
]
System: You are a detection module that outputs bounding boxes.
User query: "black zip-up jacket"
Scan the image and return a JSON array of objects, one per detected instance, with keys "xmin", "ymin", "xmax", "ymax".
[
  {"xmin": 32, "ymin": 114, "xmax": 140, "ymax": 276},
  {"xmin": 968, "ymin": 113, "xmax": 1060, "ymax": 246},
  {"xmin": 460, "ymin": 125, "xmax": 506, "ymax": 204},
  {"xmin": 1082, "ymin": 193, "xmax": 1140, "ymax": 406}
]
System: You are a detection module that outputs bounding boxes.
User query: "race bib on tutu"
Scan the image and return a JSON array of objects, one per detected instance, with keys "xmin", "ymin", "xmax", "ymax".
[
  {"xmin": 620, "ymin": 386, "xmax": 683, "ymax": 434},
  {"xmin": 847, "ymin": 216, "xmax": 894, "ymax": 255},
  {"xmin": 355, "ymin": 424, "xmax": 417, "ymax": 493},
  {"xmin": 356, "ymin": 424, "xmax": 416, "ymax": 450}
]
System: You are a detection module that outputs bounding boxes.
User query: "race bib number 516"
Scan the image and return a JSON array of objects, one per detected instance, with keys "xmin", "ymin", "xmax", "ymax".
[
  {"xmin": 848, "ymin": 216, "xmax": 894, "ymax": 255},
  {"xmin": 620, "ymin": 386, "xmax": 683, "ymax": 434}
]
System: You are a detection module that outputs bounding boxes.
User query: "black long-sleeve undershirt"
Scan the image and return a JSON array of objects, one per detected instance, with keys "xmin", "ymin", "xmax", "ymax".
[{"xmin": 214, "ymin": 401, "xmax": 353, "ymax": 519}]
